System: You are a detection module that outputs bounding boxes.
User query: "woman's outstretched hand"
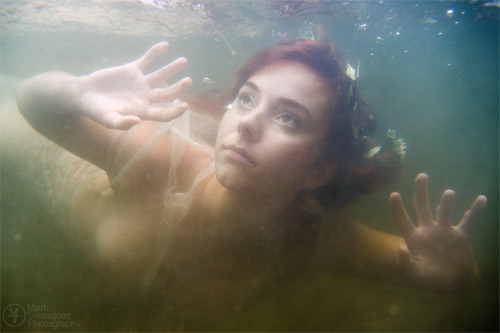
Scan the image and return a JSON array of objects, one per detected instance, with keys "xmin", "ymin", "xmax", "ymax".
[
  {"xmin": 389, "ymin": 173, "xmax": 487, "ymax": 291},
  {"xmin": 79, "ymin": 42, "xmax": 192, "ymax": 130}
]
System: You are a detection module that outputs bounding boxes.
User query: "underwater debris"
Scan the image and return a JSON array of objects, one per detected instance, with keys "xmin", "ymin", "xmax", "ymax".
[
  {"xmin": 346, "ymin": 62, "xmax": 356, "ymax": 81},
  {"xmin": 419, "ymin": 16, "xmax": 438, "ymax": 24},
  {"xmin": 214, "ymin": 30, "xmax": 236, "ymax": 56},
  {"xmin": 271, "ymin": 30, "xmax": 288, "ymax": 40},
  {"xmin": 356, "ymin": 22, "xmax": 368, "ymax": 30},
  {"xmin": 483, "ymin": 0, "xmax": 500, "ymax": 7},
  {"xmin": 345, "ymin": 61, "xmax": 360, "ymax": 81},
  {"xmin": 298, "ymin": 29, "xmax": 317, "ymax": 40}
]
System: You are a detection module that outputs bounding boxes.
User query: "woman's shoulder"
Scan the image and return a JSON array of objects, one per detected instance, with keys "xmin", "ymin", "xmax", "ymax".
[{"xmin": 106, "ymin": 119, "xmax": 214, "ymax": 195}]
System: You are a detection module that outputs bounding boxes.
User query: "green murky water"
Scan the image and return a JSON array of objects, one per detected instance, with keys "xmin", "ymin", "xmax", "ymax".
[{"xmin": 1, "ymin": 1, "xmax": 498, "ymax": 331}]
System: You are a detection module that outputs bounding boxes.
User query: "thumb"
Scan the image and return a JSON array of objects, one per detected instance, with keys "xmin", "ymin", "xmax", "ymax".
[
  {"xmin": 99, "ymin": 112, "xmax": 140, "ymax": 130},
  {"xmin": 397, "ymin": 244, "xmax": 417, "ymax": 273}
]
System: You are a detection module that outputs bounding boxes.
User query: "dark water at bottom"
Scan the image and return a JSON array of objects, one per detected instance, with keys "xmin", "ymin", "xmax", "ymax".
[
  {"xmin": 1, "ymin": 151, "xmax": 498, "ymax": 332},
  {"xmin": 1, "ymin": 1, "xmax": 499, "ymax": 330}
]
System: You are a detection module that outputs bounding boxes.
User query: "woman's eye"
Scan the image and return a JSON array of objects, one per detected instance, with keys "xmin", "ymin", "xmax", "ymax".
[
  {"xmin": 238, "ymin": 93, "xmax": 254, "ymax": 108},
  {"xmin": 277, "ymin": 112, "xmax": 300, "ymax": 129}
]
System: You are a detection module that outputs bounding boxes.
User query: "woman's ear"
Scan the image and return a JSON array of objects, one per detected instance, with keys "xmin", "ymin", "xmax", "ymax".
[{"xmin": 303, "ymin": 159, "xmax": 338, "ymax": 191}]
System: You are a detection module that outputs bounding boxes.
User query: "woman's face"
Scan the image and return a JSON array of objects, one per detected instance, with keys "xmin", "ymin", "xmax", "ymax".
[{"xmin": 215, "ymin": 61, "xmax": 336, "ymax": 199}]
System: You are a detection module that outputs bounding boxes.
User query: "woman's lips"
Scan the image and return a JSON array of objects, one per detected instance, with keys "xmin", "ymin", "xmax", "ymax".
[{"xmin": 224, "ymin": 145, "xmax": 256, "ymax": 166}]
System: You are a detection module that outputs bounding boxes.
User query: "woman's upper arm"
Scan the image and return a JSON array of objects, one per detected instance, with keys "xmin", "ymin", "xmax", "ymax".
[{"xmin": 317, "ymin": 217, "xmax": 404, "ymax": 277}]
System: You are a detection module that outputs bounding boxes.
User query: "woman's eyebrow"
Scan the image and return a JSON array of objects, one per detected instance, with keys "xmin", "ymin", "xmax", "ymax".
[
  {"xmin": 242, "ymin": 81, "xmax": 259, "ymax": 92},
  {"xmin": 278, "ymin": 98, "xmax": 311, "ymax": 119}
]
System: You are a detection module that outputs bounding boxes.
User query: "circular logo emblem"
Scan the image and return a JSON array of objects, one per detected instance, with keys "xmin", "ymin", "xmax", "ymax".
[{"xmin": 2, "ymin": 304, "xmax": 26, "ymax": 327}]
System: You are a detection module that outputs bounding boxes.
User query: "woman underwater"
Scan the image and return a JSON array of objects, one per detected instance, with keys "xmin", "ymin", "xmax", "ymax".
[{"xmin": 13, "ymin": 38, "xmax": 487, "ymax": 307}]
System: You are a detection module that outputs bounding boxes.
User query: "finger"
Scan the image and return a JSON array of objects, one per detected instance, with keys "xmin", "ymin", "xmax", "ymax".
[
  {"xmin": 146, "ymin": 57, "xmax": 188, "ymax": 88},
  {"xmin": 389, "ymin": 192, "xmax": 416, "ymax": 240},
  {"xmin": 135, "ymin": 42, "xmax": 169, "ymax": 71},
  {"xmin": 397, "ymin": 245, "xmax": 417, "ymax": 271},
  {"xmin": 457, "ymin": 195, "xmax": 487, "ymax": 235},
  {"xmin": 100, "ymin": 112, "xmax": 140, "ymax": 130},
  {"xmin": 413, "ymin": 173, "xmax": 434, "ymax": 226},
  {"xmin": 144, "ymin": 102, "xmax": 188, "ymax": 123},
  {"xmin": 436, "ymin": 190, "xmax": 455, "ymax": 227},
  {"xmin": 150, "ymin": 77, "xmax": 192, "ymax": 104}
]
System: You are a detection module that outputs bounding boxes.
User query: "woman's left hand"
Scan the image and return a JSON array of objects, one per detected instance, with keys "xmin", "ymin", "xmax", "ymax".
[{"xmin": 389, "ymin": 173, "xmax": 487, "ymax": 291}]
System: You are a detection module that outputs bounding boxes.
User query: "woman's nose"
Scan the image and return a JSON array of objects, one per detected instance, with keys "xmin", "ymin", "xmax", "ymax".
[{"xmin": 237, "ymin": 110, "xmax": 262, "ymax": 142}]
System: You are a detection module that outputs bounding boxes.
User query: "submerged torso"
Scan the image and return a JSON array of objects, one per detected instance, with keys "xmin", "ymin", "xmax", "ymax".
[{"xmin": 76, "ymin": 112, "xmax": 288, "ymax": 308}]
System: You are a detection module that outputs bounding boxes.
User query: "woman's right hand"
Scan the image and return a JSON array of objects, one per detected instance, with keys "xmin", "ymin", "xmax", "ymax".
[
  {"xmin": 389, "ymin": 173, "xmax": 486, "ymax": 291},
  {"xmin": 78, "ymin": 42, "xmax": 192, "ymax": 130}
]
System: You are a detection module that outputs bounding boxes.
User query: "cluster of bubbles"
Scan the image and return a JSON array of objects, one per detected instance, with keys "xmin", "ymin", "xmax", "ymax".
[{"xmin": 350, "ymin": 3, "xmax": 477, "ymax": 63}]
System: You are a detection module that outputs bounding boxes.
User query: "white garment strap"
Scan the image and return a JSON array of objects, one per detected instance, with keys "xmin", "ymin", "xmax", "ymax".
[{"xmin": 109, "ymin": 124, "xmax": 169, "ymax": 188}]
